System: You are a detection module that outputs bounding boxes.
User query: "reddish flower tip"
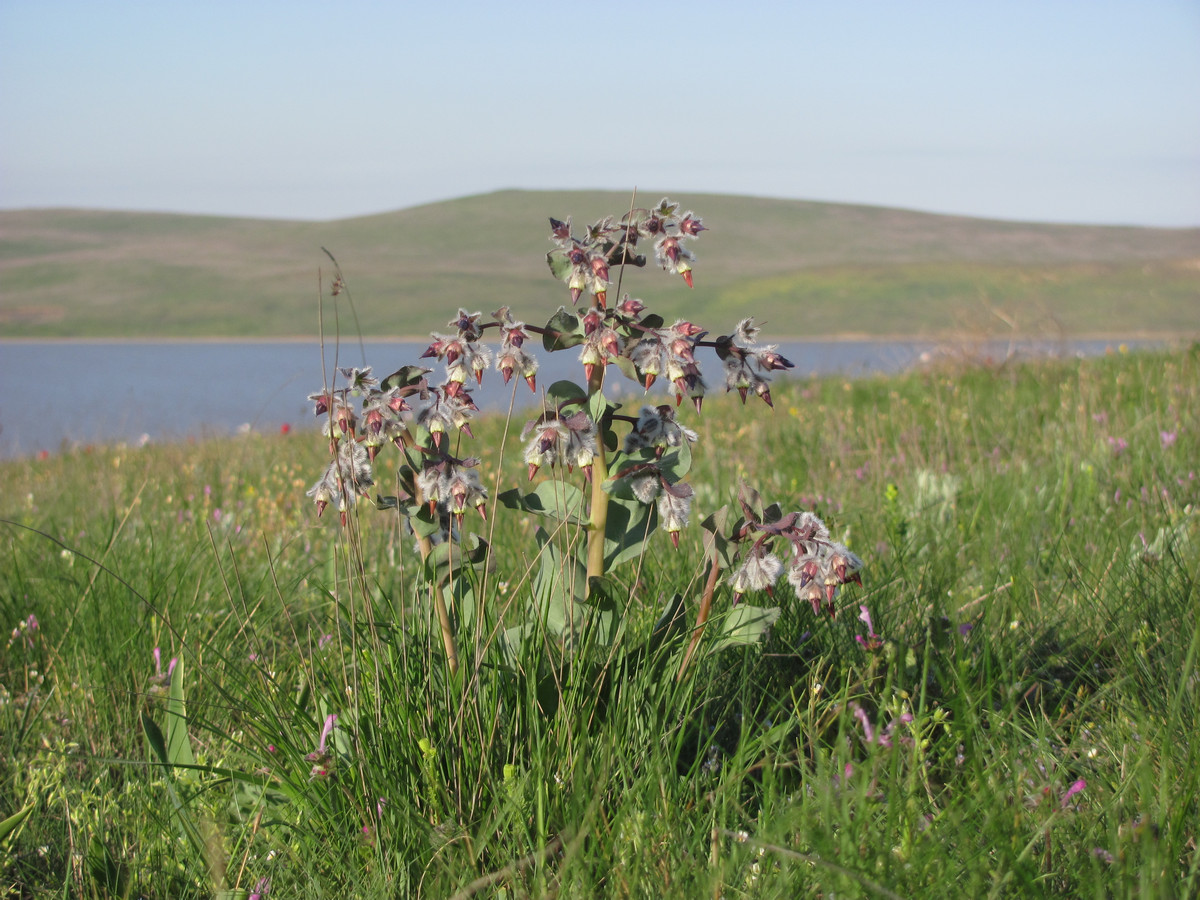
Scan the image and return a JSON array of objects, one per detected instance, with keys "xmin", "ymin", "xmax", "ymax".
[
  {"xmin": 525, "ymin": 374, "xmax": 537, "ymax": 392},
  {"xmin": 527, "ymin": 463, "xmax": 540, "ymax": 481},
  {"xmin": 681, "ymin": 270, "xmax": 694, "ymax": 289}
]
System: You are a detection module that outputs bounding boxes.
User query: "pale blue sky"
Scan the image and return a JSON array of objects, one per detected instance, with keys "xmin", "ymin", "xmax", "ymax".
[{"xmin": 1, "ymin": 0, "xmax": 1197, "ymax": 226}]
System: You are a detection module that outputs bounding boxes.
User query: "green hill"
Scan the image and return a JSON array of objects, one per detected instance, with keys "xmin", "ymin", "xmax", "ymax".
[{"xmin": 2, "ymin": 189, "xmax": 1198, "ymax": 339}]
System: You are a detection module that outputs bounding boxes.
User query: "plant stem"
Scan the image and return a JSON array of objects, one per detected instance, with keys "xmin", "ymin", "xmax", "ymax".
[
  {"xmin": 677, "ymin": 559, "xmax": 722, "ymax": 681},
  {"xmin": 585, "ymin": 364, "xmax": 609, "ymax": 583},
  {"xmin": 414, "ymin": 480, "xmax": 460, "ymax": 676}
]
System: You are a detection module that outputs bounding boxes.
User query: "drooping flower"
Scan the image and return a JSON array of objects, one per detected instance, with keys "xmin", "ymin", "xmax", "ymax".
[
  {"xmin": 657, "ymin": 482, "xmax": 694, "ymax": 549},
  {"xmin": 728, "ymin": 550, "xmax": 784, "ymax": 602}
]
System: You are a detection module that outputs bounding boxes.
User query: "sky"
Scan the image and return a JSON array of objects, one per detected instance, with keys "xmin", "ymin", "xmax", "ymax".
[{"xmin": 1, "ymin": 1, "xmax": 1198, "ymax": 227}]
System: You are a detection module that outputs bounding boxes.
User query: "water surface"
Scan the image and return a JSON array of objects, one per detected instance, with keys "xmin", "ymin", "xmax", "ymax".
[{"xmin": 0, "ymin": 338, "xmax": 1157, "ymax": 458}]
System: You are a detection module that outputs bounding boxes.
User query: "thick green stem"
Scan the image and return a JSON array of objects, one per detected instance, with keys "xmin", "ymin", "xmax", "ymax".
[
  {"xmin": 585, "ymin": 364, "xmax": 609, "ymax": 583},
  {"xmin": 586, "ymin": 442, "xmax": 609, "ymax": 581},
  {"xmin": 413, "ymin": 477, "xmax": 459, "ymax": 676}
]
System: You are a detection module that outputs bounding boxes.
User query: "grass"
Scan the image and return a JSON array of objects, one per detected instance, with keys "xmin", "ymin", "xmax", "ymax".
[
  {"xmin": 1, "ymin": 343, "xmax": 1198, "ymax": 897},
  {"xmin": 2, "ymin": 190, "xmax": 1199, "ymax": 338}
]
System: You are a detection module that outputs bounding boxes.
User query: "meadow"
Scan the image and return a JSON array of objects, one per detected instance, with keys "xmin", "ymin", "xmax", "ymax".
[{"xmin": 2, "ymin": 342, "xmax": 1197, "ymax": 898}]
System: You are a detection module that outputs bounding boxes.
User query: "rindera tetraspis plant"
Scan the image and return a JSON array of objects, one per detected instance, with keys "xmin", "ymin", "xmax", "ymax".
[{"xmin": 305, "ymin": 198, "xmax": 866, "ymax": 678}]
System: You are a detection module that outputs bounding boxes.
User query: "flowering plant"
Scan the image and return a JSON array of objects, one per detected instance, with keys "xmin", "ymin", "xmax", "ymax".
[{"xmin": 305, "ymin": 198, "xmax": 865, "ymax": 678}]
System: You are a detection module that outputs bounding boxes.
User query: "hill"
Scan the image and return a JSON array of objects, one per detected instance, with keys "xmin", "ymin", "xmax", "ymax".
[{"xmin": 2, "ymin": 189, "xmax": 1198, "ymax": 339}]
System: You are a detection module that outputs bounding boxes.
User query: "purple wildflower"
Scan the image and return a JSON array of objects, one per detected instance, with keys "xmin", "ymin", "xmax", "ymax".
[
  {"xmin": 306, "ymin": 713, "xmax": 339, "ymax": 779},
  {"xmin": 1161, "ymin": 430, "xmax": 1177, "ymax": 449},
  {"xmin": 248, "ymin": 877, "xmax": 271, "ymax": 900},
  {"xmin": 1061, "ymin": 778, "xmax": 1086, "ymax": 809},
  {"xmin": 855, "ymin": 604, "xmax": 882, "ymax": 650}
]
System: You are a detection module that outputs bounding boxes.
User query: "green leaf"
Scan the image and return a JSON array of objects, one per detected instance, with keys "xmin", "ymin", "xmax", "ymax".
[
  {"xmin": 166, "ymin": 657, "xmax": 195, "ymax": 769},
  {"xmin": 543, "ymin": 308, "xmax": 584, "ymax": 351},
  {"xmin": 658, "ymin": 440, "xmax": 693, "ymax": 484},
  {"xmin": 700, "ymin": 506, "xmax": 736, "ymax": 568},
  {"xmin": 423, "ymin": 533, "xmax": 488, "ymax": 587},
  {"xmin": 604, "ymin": 493, "xmax": 657, "ymax": 569},
  {"xmin": 409, "ymin": 503, "xmax": 443, "ymax": 538},
  {"xmin": 546, "ymin": 248, "xmax": 572, "ymax": 282},
  {"xmin": 532, "ymin": 528, "xmax": 588, "ymax": 636},
  {"xmin": 498, "ymin": 481, "xmax": 588, "ymax": 526},
  {"xmin": 582, "ymin": 575, "xmax": 623, "ymax": 648},
  {"xmin": 380, "ymin": 365, "xmax": 432, "ymax": 391},
  {"xmin": 610, "ymin": 353, "xmax": 640, "ymax": 387},
  {"xmin": 709, "ymin": 604, "xmax": 781, "ymax": 653},
  {"xmin": 0, "ymin": 802, "xmax": 35, "ymax": 851},
  {"xmin": 546, "ymin": 379, "xmax": 587, "ymax": 406}
]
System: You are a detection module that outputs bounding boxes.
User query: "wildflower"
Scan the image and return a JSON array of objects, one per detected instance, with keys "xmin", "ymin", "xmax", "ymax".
[
  {"xmin": 307, "ymin": 441, "xmax": 373, "ymax": 522},
  {"xmin": 522, "ymin": 418, "xmax": 568, "ymax": 480},
  {"xmin": 416, "ymin": 391, "xmax": 476, "ymax": 447},
  {"xmin": 149, "ymin": 647, "xmax": 177, "ymax": 695},
  {"xmin": 657, "ymin": 482, "xmax": 694, "ymax": 548},
  {"xmin": 1107, "ymin": 436, "xmax": 1128, "ymax": 455},
  {"xmin": 318, "ymin": 633, "xmax": 333, "ymax": 650},
  {"xmin": 338, "ymin": 366, "xmax": 378, "ymax": 395},
  {"xmin": 855, "ymin": 604, "xmax": 882, "ymax": 650},
  {"xmin": 729, "ymin": 550, "xmax": 784, "ymax": 602},
  {"xmin": 7, "ymin": 613, "xmax": 39, "ymax": 650},
  {"xmin": 306, "ymin": 713, "xmax": 338, "ymax": 779},
  {"xmin": 624, "ymin": 405, "xmax": 698, "ymax": 453},
  {"xmin": 1061, "ymin": 778, "xmax": 1086, "ymax": 809},
  {"xmin": 494, "ymin": 308, "xmax": 539, "ymax": 390},
  {"xmin": 1161, "ymin": 430, "xmax": 1177, "ymax": 449},
  {"xmin": 248, "ymin": 877, "xmax": 271, "ymax": 900},
  {"xmin": 443, "ymin": 462, "xmax": 489, "ymax": 524}
]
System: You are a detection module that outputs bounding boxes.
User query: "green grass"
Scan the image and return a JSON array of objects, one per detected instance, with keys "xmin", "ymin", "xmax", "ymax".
[
  {"xmin": 2, "ymin": 345, "xmax": 1198, "ymax": 897},
  {"xmin": 2, "ymin": 191, "xmax": 1199, "ymax": 338}
]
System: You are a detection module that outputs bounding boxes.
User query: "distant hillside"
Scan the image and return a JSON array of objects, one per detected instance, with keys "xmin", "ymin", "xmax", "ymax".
[{"xmin": 2, "ymin": 190, "xmax": 1198, "ymax": 339}]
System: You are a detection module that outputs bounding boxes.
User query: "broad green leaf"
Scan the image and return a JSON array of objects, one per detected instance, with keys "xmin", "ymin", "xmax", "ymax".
[
  {"xmin": 423, "ymin": 533, "xmax": 488, "ymax": 586},
  {"xmin": 498, "ymin": 482, "xmax": 587, "ymax": 526},
  {"xmin": 166, "ymin": 657, "xmax": 195, "ymax": 769},
  {"xmin": 546, "ymin": 379, "xmax": 587, "ymax": 406},
  {"xmin": 709, "ymin": 604, "xmax": 781, "ymax": 653},
  {"xmin": 582, "ymin": 575, "xmax": 623, "ymax": 648},
  {"xmin": 380, "ymin": 365, "xmax": 432, "ymax": 391},
  {"xmin": 409, "ymin": 503, "xmax": 443, "ymax": 539},
  {"xmin": 700, "ymin": 506, "xmax": 736, "ymax": 568},
  {"xmin": 543, "ymin": 308, "xmax": 584, "ymax": 351},
  {"xmin": 604, "ymin": 494, "xmax": 657, "ymax": 569},
  {"xmin": 546, "ymin": 248, "xmax": 572, "ymax": 282},
  {"xmin": 0, "ymin": 803, "xmax": 34, "ymax": 850},
  {"xmin": 532, "ymin": 528, "xmax": 588, "ymax": 635},
  {"xmin": 658, "ymin": 440, "xmax": 692, "ymax": 484}
]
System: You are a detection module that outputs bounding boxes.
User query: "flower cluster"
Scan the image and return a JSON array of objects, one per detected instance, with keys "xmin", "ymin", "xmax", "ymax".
[
  {"xmin": 714, "ymin": 318, "xmax": 796, "ymax": 408},
  {"xmin": 522, "ymin": 408, "xmax": 598, "ymax": 481},
  {"xmin": 727, "ymin": 501, "xmax": 863, "ymax": 616},
  {"xmin": 546, "ymin": 198, "xmax": 704, "ymax": 306}
]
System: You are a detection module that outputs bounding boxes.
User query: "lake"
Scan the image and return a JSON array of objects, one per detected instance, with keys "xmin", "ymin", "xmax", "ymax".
[{"xmin": 0, "ymin": 338, "xmax": 1159, "ymax": 459}]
